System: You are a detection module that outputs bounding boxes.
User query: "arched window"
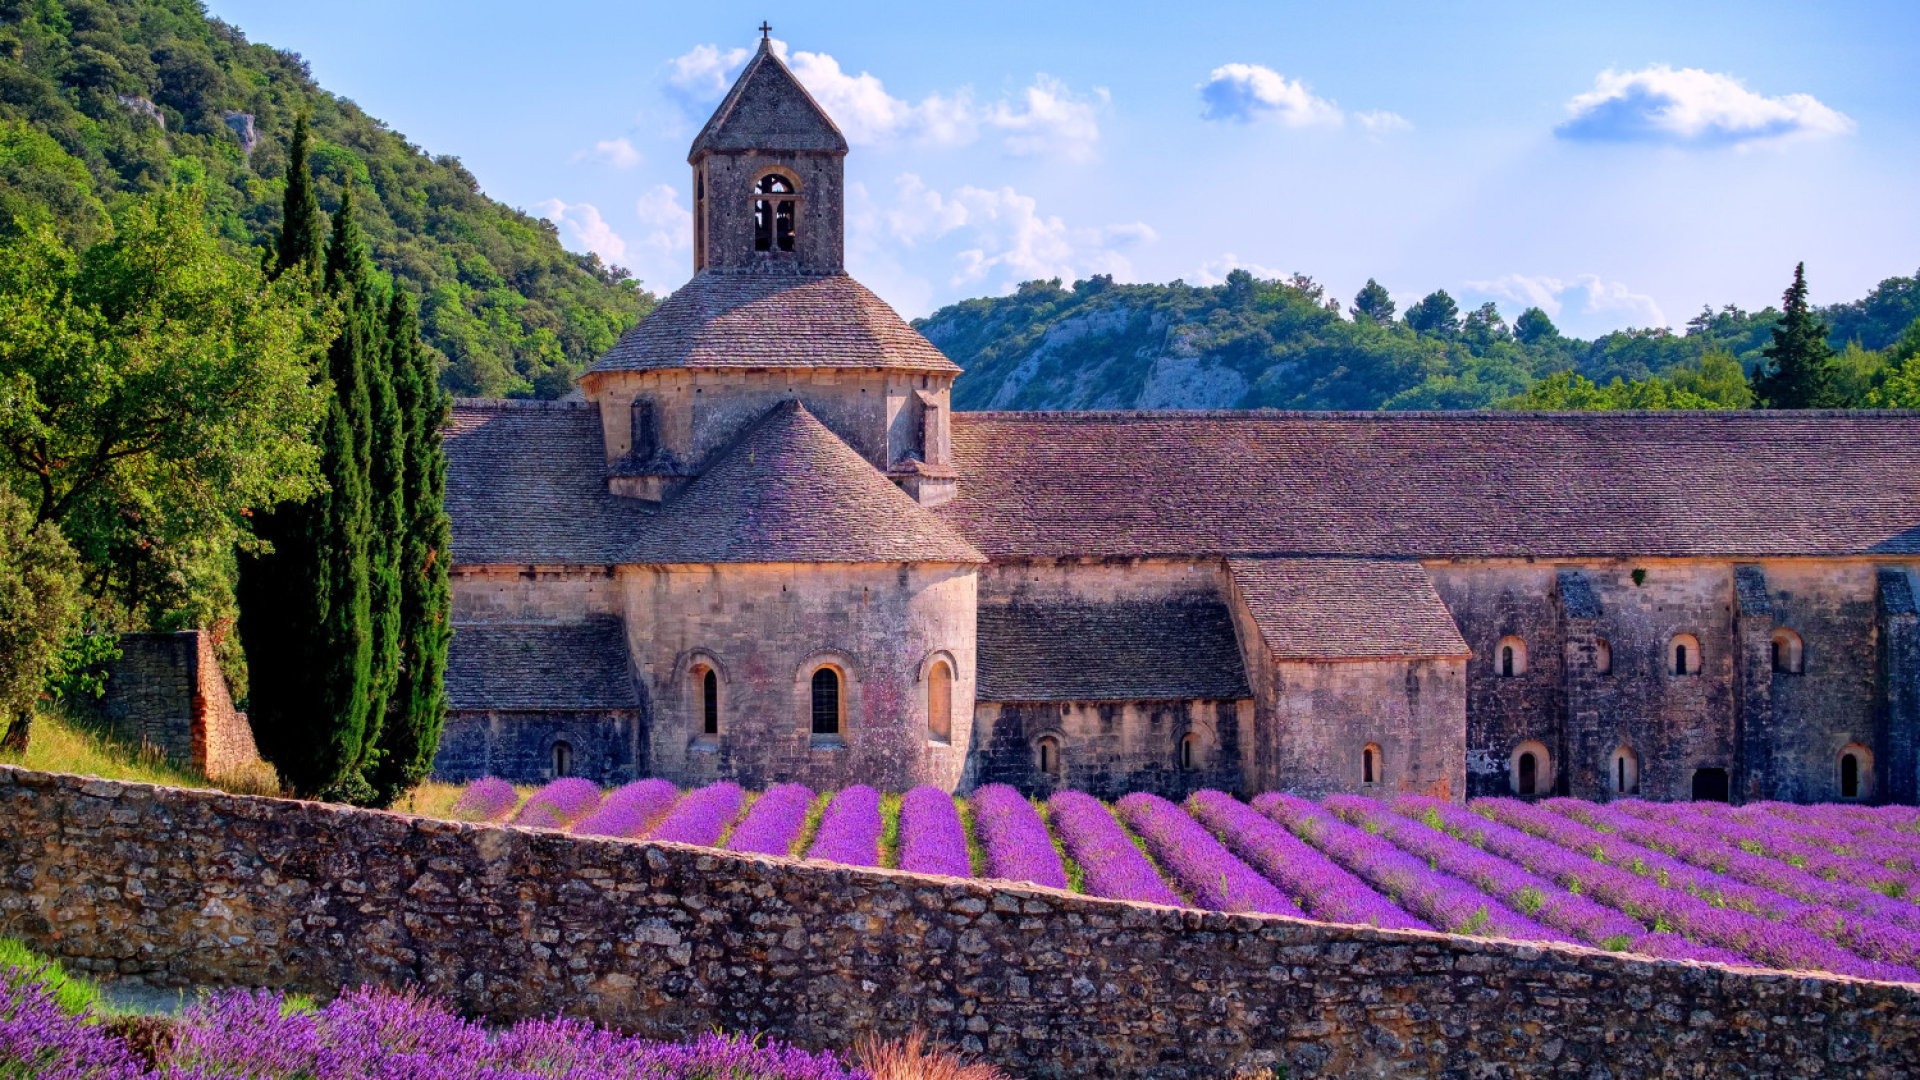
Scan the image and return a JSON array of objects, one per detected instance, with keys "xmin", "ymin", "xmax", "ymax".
[
  {"xmin": 810, "ymin": 666, "xmax": 841, "ymax": 736},
  {"xmin": 1179, "ymin": 733, "xmax": 1198, "ymax": 771},
  {"xmin": 1771, "ymin": 628, "xmax": 1804, "ymax": 674},
  {"xmin": 701, "ymin": 668, "xmax": 719, "ymax": 736},
  {"xmin": 1668, "ymin": 634, "xmax": 1701, "ymax": 676},
  {"xmin": 1838, "ymin": 744, "xmax": 1873, "ymax": 801},
  {"xmin": 1510, "ymin": 740, "xmax": 1550, "ymax": 797},
  {"xmin": 753, "ymin": 173, "xmax": 797, "ymax": 252},
  {"xmin": 1362, "ymin": 743, "xmax": 1383, "ymax": 786},
  {"xmin": 1594, "ymin": 638, "xmax": 1613, "ymax": 675},
  {"xmin": 1497, "ymin": 635, "xmax": 1527, "ymax": 678},
  {"xmin": 1036, "ymin": 736, "xmax": 1062, "ymax": 778},
  {"xmin": 927, "ymin": 660, "xmax": 953, "ymax": 744},
  {"xmin": 552, "ymin": 740, "xmax": 574, "ymax": 779},
  {"xmin": 1609, "ymin": 745, "xmax": 1639, "ymax": 795}
]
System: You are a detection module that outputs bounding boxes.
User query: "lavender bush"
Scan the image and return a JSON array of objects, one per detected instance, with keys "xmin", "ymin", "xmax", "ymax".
[
  {"xmin": 0, "ymin": 966, "xmax": 144, "ymax": 1080},
  {"xmin": 1187, "ymin": 790, "xmax": 1427, "ymax": 930},
  {"xmin": 447, "ymin": 777, "xmax": 518, "ymax": 822},
  {"xmin": 1476, "ymin": 797, "xmax": 1917, "ymax": 981},
  {"xmin": 1617, "ymin": 799, "xmax": 1920, "ymax": 904},
  {"xmin": 509, "ymin": 777, "xmax": 604, "ymax": 830},
  {"xmin": 1115, "ymin": 792, "xmax": 1303, "ymax": 916},
  {"xmin": 1257, "ymin": 793, "xmax": 1565, "ymax": 943},
  {"xmin": 647, "ymin": 782, "xmax": 746, "ymax": 846},
  {"xmin": 1046, "ymin": 790, "xmax": 1183, "ymax": 906},
  {"xmin": 571, "ymin": 778, "xmax": 679, "ymax": 839},
  {"xmin": 807, "ymin": 785, "xmax": 883, "ymax": 867},
  {"xmin": 969, "ymin": 785, "xmax": 1068, "ymax": 889},
  {"xmin": 897, "ymin": 786, "xmax": 973, "ymax": 878},
  {"xmin": 725, "ymin": 783, "xmax": 816, "ymax": 856},
  {"xmin": 1729, "ymin": 802, "xmax": 1920, "ymax": 875}
]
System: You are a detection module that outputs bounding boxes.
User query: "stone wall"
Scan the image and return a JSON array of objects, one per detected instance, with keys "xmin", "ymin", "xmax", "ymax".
[
  {"xmin": 435, "ymin": 709, "xmax": 640, "ymax": 787},
  {"xmin": 968, "ymin": 699, "xmax": 1246, "ymax": 799},
  {"xmin": 3, "ymin": 766, "xmax": 1916, "ymax": 1079},
  {"xmin": 80, "ymin": 632, "xmax": 258, "ymax": 778}
]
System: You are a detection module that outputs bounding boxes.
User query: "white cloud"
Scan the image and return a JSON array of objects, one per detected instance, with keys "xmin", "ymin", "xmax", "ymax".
[
  {"xmin": 577, "ymin": 137, "xmax": 641, "ymax": 169},
  {"xmin": 661, "ymin": 41, "xmax": 1101, "ymax": 157},
  {"xmin": 1356, "ymin": 110, "xmax": 1412, "ymax": 134},
  {"xmin": 1467, "ymin": 273, "xmax": 1667, "ymax": 329},
  {"xmin": 1195, "ymin": 254, "xmax": 1286, "ymax": 287},
  {"xmin": 535, "ymin": 199, "xmax": 627, "ymax": 265},
  {"xmin": 1558, "ymin": 65, "xmax": 1854, "ymax": 148},
  {"xmin": 634, "ymin": 184, "xmax": 692, "ymax": 252},
  {"xmin": 665, "ymin": 43, "xmax": 751, "ymax": 110},
  {"xmin": 856, "ymin": 173, "xmax": 1152, "ymax": 289},
  {"xmin": 1199, "ymin": 64, "xmax": 1344, "ymax": 127},
  {"xmin": 986, "ymin": 75, "xmax": 1107, "ymax": 161}
]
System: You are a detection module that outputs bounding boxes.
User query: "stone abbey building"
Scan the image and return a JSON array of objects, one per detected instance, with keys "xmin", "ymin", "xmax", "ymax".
[{"xmin": 436, "ymin": 39, "xmax": 1920, "ymax": 805}]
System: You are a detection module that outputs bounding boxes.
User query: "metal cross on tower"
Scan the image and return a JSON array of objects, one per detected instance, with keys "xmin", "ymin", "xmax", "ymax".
[{"xmin": 759, "ymin": 22, "xmax": 772, "ymax": 40}]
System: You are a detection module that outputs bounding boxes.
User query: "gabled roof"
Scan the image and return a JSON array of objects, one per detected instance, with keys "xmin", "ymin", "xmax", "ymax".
[
  {"xmin": 939, "ymin": 410, "xmax": 1920, "ymax": 560},
  {"xmin": 625, "ymin": 401, "xmax": 986, "ymax": 565},
  {"xmin": 446, "ymin": 618, "xmax": 638, "ymax": 712},
  {"xmin": 1227, "ymin": 558, "xmax": 1470, "ymax": 661},
  {"xmin": 586, "ymin": 272, "xmax": 961, "ymax": 376},
  {"xmin": 976, "ymin": 596, "xmax": 1252, "ymax": 702},
  {"xmin": 443, "ymin": 400, "xmax": 652, "ymax": 566},
  {"xmin": 689, "ymin": 38, "xmax": 848, "ymax": 158}
]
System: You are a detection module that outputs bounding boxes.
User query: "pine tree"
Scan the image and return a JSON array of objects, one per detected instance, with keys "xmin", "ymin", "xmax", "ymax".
[
  {"xmin": 1350, "ymin": 279, "xmax": 1395, "ymax": 325},
  {"xmin": 1751, "ymin": 262, "xmax": 1842, "ymax": 409},
  {"xmin": 368, "ymin": 290, "xmax": 452, "ymax": 806}
]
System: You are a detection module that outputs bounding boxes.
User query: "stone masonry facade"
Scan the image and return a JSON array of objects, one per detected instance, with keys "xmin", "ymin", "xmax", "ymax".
[
  {"xmin": 4, "ymin": 766, "xmax": 1918, "ymax": 1079},
  {"xmin": 78, "ymin": 631, "xmax": 259, "ymax": 779}
]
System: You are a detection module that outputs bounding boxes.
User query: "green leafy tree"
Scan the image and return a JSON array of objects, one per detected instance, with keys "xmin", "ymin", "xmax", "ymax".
[
  {"xmin": 367, "ymin": 290, "xmax": 451, "ymax": 805},
  {"xmin": 1405, "ymin": 290, "xmax": 1460, "ymax": 336},
  {"xmin": 0, "ymin": 120, "xmax": 107, "ymax": 247},
  {"xmin": 1865, "ymin": 317, "xmax": 1920, "ymax": 408},
  {"xmin": 0, "ymin": 185, "xmax": 326, "ymax": 633},
  {"xmin": 1751, "ymin": 263, "xmax": 1842, "ymax": 409},
  {"xmin": 1514, "ymin": 307, "xmax": 1559, "ymax": 346},
  {"xmin": 0, "ymin": 487, "xmax": 80, "ymax": 752},
  {"xmin": 1350, "ymin": 279, "xmax": 1395, "ymax": 326}
]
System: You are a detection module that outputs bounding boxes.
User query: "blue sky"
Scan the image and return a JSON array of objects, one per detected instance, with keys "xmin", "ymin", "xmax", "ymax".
[{"xmin": 204, "ymin": 0, "xmax": 1919, "ymax": 338}]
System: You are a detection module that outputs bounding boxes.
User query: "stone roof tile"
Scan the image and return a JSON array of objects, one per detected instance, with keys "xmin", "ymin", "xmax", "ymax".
[
  {"xmin": 941, "ymin": 410, "xmax": 1920, "ymax": 560},
  {"xmin": 446, "ymin": 618, "xmax": 638, "ymax": 712},
  {"xmin": 1228, "ymin": 558, "xmax": 1470, "ymax": 661},
  {"xmin": 688, "ymin": 39, "xmax": 848, "ymax": 157},
  {"xmin": 587, "ymin": 272, "xmax": 959, "ymax": 376},
  {"xmin": 976, "ymin": 597, "xmax": 1251, "ymax": 702}
]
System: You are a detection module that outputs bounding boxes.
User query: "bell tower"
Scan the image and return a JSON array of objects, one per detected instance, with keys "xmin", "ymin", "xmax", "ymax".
[{"xmin": 689, "ymin": 31, "xmax": 849, "ymax": 275}]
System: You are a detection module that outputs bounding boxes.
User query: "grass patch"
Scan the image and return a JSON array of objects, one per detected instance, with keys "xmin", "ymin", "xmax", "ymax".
[
  {"xmin": 955, "ymin": 794, "xmax": 990, "ymax": 878},
  {"xmin": 717, "ymin": 789, "xmax": 758, "ymax": 848},
  {"xmin": 877, "ymin": 791, "xmax": 904, "ymax": 869},
  {"xmin": 1036, "ymin": 800, "xmax": 1086, "ymax": 894},
  {"xmin": 1116, "ymin": 810, "xmax": 1190, "ymax": 905},
  {"xmin": 1, "ymin": 708, "xmax": 278, "ymax": 797},
  {"xmin": 790, "ymin": 790, "xmax": 833, "ymax": 858},
  {"xmin": 0, "ymin": 938, "xmax": 102, "ymax": 1017}
]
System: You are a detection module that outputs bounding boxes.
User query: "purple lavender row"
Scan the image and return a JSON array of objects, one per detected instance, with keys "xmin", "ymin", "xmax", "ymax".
[
  {"xmin": 1550, "ymin": 800, "xmax": 1920, "ymax": 965},
  {"xmin": 897, "ymin": 786, "xmax": 972, "ymax": 878},
  {"xmin": 1330, "ymin": 795, "xmax": 1726, "ymax": 963},
  {"xmin": 572, "ymin": 778, "xmax": 678, "ymax": 838},
  {"xmin": 1188, "ymin": 790, "xmax": 1428, "ymax": 930},
  {"xmin": 0, "ymin": 969, "xmax": 145, "ymax": 1080},
  {"xmin": 1258, "ymin": 793, "xmax": 1564, "ymax": 943},
  {"xmin": 1610, "ymin": 799, "xmax": 1920, "ymax": 915},
  {"xmin": 511, "ymin": 777, "xmax": 603, "ymax": 830},
  {"xmin": 646, "ymin": 782, "xmax": 746, "ymax": 846},
  {"xmin": 1400, "ymin": 796, "xmax": 1752, "ymax": 966},
  {"xmin": 107, "ymin": 981, "xmax": 864, "ymax": 1080},
  {"xmin": 1734, "ymin": 802, "xmax": 1920, "ymax": 875},
  {"xmin": 1047, "ymin": 790, "xmax": 1183, "ymax": 906},
  {"xmin": 969, "ymin": 784, "xmax": 1068, "ymax": 889},
  {"xmin": 1477, "ymin": 797, "xmax": 1917, "ymax": 981},
  {"xmin": 1115, "ymin": 792, "xmax": 1303, "ymax": 916},
  {"xmin": 725, "ymin": 783, "xmax": 816, "ymax": 856},
  {"xmin": 806, "ymin": 784, "xmax": 883, "ymax": 867},
  {"xmin": 448, "ymin": 776, "xmax": 518, "ymax": 822}
]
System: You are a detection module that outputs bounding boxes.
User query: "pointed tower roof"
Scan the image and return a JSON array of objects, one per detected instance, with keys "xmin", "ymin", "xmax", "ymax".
[
  {"xmin": 690, "ymin": 37, "xmax": 848, "ymax": 159},
  {"xmin": 627, "ymin": 401, "xmax": 986, "ymax": 565}
]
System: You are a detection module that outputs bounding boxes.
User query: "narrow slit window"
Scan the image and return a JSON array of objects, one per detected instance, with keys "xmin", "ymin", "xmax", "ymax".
[
  {"xmin": 1037, "ymin": 737, "xmax": 1061, "ymax": 777},
  {"xmin": 1363, "ymin": 745, "xmax": 1377, "ymax": 785},
  {"xmin": 552, "ymin": 740, "xmax": 574, "ymax": 778},
  {"xmin": 927, "ymin": 661, "xmax": 952, "ymax": 744},
  {"xmin": 701, "ymin": 668, "xmax": 719, "ymax": 735}
]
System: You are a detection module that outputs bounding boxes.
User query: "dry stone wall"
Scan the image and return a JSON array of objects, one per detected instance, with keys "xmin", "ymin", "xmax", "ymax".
[{"xmin": 2, "ymin": 766, "xmax": 1917, "ymax": 1080}]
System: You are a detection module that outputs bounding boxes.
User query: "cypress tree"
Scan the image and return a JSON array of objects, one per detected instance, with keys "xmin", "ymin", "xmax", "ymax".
[
  {"xmin": 360, "ymin": 250, "xmax": 405, "ymax": 795},
  {"xmin": 368, "ymin": 290, "xmax": 452, "ymax": 806},
  {"xmin": 1751, "ymin": 262, "xmax": 1842, "ymax": 409},
  {"xmin": 273, "ymin": 115, "xmax": 323, "ymax": 280}
]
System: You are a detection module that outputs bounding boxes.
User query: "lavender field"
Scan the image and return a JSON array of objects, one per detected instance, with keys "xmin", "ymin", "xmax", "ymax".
[{"xmin": 446, "ymin": 777, "xmax": 1920, "ymax": 984}]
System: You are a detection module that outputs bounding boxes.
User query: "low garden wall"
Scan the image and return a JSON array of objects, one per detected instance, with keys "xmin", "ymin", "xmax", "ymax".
[{"xmin": 1, "ymin": 765, "xmax": 1916, "ymax": 1079}]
